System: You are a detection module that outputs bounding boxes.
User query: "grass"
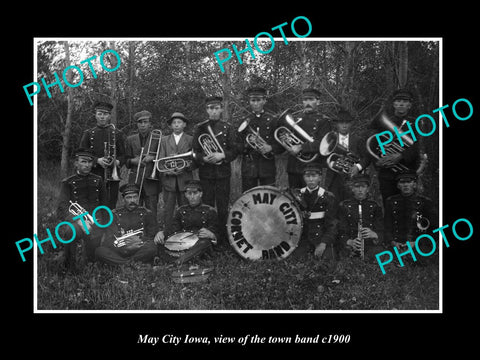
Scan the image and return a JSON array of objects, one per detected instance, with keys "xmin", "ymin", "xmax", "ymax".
[{"xmin": 35, "ymin": 160, "xmax": 440, "ymax": 311}]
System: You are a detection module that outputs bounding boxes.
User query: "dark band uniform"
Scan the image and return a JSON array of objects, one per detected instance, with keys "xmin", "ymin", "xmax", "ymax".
[
  {"xmin": 79, "ymin": 101, "xmax": 126, "ymax": 210},
  {"xmin": 337, "ymin": 175, "xmax": 384, "ymax": 260},
  {"xmin": 95, "ymin": 184, "xmax": 158, "ymax": 265},
  {"xmin": 56, "ymin": 148, "xmax": 106, "ymax": 269}
]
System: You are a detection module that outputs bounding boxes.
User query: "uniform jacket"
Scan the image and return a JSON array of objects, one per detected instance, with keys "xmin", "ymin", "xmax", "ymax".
[
  {"xmin": 368, "ymin": 113, "xmax": 420, "ymax": 180},
  {"xmin": 57, "ymin": 172, "xmax": 106, "ymax": 219},
  {"xmin": 125, "ymin": 131, "xmax": 162, "ymax": 196},
  {"xmin": 384, "ymin": 193, "xmax": 437, "ymax": 244},
  {"xmin": 167, "ymin": 203, "xmax": 219, "ymax": 243},
  {"xmin": 238, "ymin": 110, "xmax": 282, "ymax": 178},
  {"xmin": 79, "ymin": 124, "xmax": 126, "ymax": 179},
  {"xmin": 337, "ymin": 197, "xmax": 384, "ymax": 246},
  {"xmin": 192, "ymin": 119, "xmax": 240, "ymax": 179},
  {"xmin": 287, "ymin": 111, "xmax": 332, "ymax": 174},
  {"xmin": 102, "ymin": 205, "xmax": 158, "ymax": 249},
  {"xmin": 159, "ymin": 132, "xmax": 195, "ymax": 192},
  {"xmin": 294, "ymin": 186, "xmax": 338, "ymax": 247}
]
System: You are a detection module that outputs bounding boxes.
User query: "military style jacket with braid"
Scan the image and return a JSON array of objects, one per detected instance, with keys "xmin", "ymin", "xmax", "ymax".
[
  {"xmin": 337, "ymin": 197, "xmax": 384, "ymax": 246},
  {"xmin": 192, "ymin": 119, "xmax": 240, "ymax": 179},
  {"xmin": 102, "ymin": 205, "xmax": 158, "ymax": 249},
  {"xmin": 238, "ymin": 110, "xmax": 282, "ymax": 178},
  {"xmin": 384, "ymin": 193, "xmax": 437, "ymax": 244},
  {"xmin": 287, "ymin": 111, "xmax": 332, "ymax": 174},
  {"xmin": 167, "ymin": 203, "xmax": 219, "ymax": 244},
  {"xmin": 57, "ymin": 172, "xmax": 106, "ymax": 219},
  {"xmin": 79, "ymin": 124, "xmax": 126, "ymax": 178}
]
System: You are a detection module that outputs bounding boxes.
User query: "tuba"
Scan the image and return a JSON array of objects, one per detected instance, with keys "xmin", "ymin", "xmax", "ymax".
[
  {"xmin": 274, "ymin": 109, "xmax": 318, "ymax": 163},
  {"xmin": 68, "ymin": 201, "xmax": 95, "ymax": 234},
  {"xmin": 104, "ymin": 123, "xmax": 121, "ymax": 182},
  {"xmin": 155, "ymin": 151, "xmax": 195, "ymax": 173},
  {"xmin": 198, "ymin": 121, "xmax": 225, "ymax": 165},
  {"xmin": 319, "ymin": 131, "xmax": 360, "ymax": 175},
  {"xmin": 238, "ymin": 119, "xmax": 274, "ymax": 159},
  {"xmin": 366, "ymin": 112, "xmax": 412, "ymax": 173}
]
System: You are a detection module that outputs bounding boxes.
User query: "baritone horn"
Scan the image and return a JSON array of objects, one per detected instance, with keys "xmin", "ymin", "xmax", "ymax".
[
  {"xmin": 155, "ymin": 151, "xmax": 195, "ymax": 173},
  {"xmin": 274, "ymin": 109, "xmax": 318, "ymax": 163},
  {"xmin": 319, "ymin": 131, "xmax": 360, "ymax": 175},
  {"xmin": 237, "ymin": 119, "xmax": 273, "ymax": 159},
  {"xmin": 198, "ymin": 122, "xmax": 225, "ymax": 165},
  {"xmin": 366, "ymin": 112, "xmax": 413, "ymax": 173},
  {"xmin": 68, "ymin": 200, "xmax": 95, "ymax": 234}
]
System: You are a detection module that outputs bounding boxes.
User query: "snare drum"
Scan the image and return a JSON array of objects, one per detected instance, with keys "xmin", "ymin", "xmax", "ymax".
[
  {"xmin": 164, "ymin": 231, "xmax": 199, "ymax": 257},
  {"xmin": 227, "ymin": 186, "xmax": 303, "ymax": 260}
]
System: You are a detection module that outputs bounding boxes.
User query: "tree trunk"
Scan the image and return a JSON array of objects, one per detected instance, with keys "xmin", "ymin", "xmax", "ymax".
[
  {"xmin": 398, "ymin": 41, "xmax": 408, "ymax": 88},
  {"xmin": 127, "ymin": 42, "xmax": 135, "ymax": 124},
  {"xmin": 108, "ymin": 41, "xmax": 118, "ymax": 125},
  {"xmin": 60, "ymin": 41, "xmax": 73, "ymax": 179}
]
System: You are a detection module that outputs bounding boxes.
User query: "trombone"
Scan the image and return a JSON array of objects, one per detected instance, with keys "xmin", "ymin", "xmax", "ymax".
[{"xmin": 135, "ymin": 129, "xmax": 162, "ymax": 195}]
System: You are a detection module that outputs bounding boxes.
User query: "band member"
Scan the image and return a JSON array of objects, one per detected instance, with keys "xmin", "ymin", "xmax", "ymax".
[
  {"xmin": 291, "ymin": 164, "xmax": 338, "ymax": 261},
  {"xmin": 286, "ymin": 88, "xmax": 331, "ymax": 189},
  {"xmin": 56, "ymin": 148, "xmax": 106, "ymax": 271},
  {"xmin": 154, "ymin": 180, "xmax": 219, "ymax": 265},
  {"xmin": 368, "ymin": 89, "xmax": 421, "ymax": 208},
  {"xmin": 79, "ymin": 101, "xmax": 126, "ymax": 210},
  {"xmin": 337, "ymin": 174, "xmax": 384, "ymax": 261},
  {"xmin": 95, "ymin": 183, "xmax": 158, "ymax": 266},
  {"xmin": 384, "ymin": 170, "xmax": 437, "ymax": 253},
  {"xmin": 238, "ymin": 86, "xmax": 282, "ymax": 192},
  {"xmin": 192, "ymin": 96, "xmax": 240, "ymax": 247},
  {"xmin": 125, "ymin": 110, "xmax": 162, "ymax": 223},
  {"xmin": 323, "ymin": 109, "xmax": 370, "ymax": 202},
  {"xmin": 159, "ymin": 112, "xmax": 196, "ymax": 234}
]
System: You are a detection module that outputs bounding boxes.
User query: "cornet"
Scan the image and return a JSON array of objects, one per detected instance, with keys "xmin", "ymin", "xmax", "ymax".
[
  {"xmin": 155, "ymin": 151, "xmax": 195, "ymax": 173},
  {"xmin": 274, "ymin": 109, "xmax": 318, "ymax": 163},
  {"xmin": 113, "ymin": 228, "xmax": 144, "ymax": 248},
  {"xmin": 416, "ymin": 212, "xmax": 430, "ymax": 232},
  {"xmin": 319, "ymin": 131, "xmax": 360, "ymax": 175},
  {"xmin": 104, "ymin": 123, "xmax": 121, "ymax": 182},
  {"xmin": 238, "ymin": 119, "xmax": 273, "ymax": 159},
  {"xmin": 68, "ymin": 201, "xmax": 95, "ymax": 234},
  {"xmin": 198, "ymin": 122, "xmax": 225, "ymax": 165}
]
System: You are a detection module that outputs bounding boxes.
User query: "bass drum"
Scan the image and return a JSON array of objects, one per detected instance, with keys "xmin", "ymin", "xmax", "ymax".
[
  {"xmin": 164, "ymin": 231, "xmax": 199, "ymax": 257},
  {"xmin": 227, "ymin": 186, "xmax": 303, "ymax": 260}
]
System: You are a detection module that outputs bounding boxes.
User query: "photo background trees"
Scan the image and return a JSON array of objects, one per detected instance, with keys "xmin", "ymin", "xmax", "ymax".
[{"xmin": 35, "ymin": 39, "xmax": 439, "ymax": 204}]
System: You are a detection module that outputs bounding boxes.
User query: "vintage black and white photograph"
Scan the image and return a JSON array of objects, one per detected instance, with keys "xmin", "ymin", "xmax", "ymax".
[{"xmin": 31, "ymin": 38, "xmax": 442, "ymax": 312}]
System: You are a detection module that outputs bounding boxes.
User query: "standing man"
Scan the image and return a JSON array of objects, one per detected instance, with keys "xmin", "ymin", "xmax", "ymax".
[
  {"xmin": 79, "ymin": 101, "xmax": 126, "ymax": 210},
  {"xmin": 159, "ymin": 112, "xmax": 196, "ymax": 234},
  {"xmin": 285, "ymin": 88, "xmax": 331, "ymax": 189},
  {"xmin": 368, "ymin": 89, "xmax": 421, "ymax": 208},
  {"xmin": 238, "ymin": 86, "xmax": 282, "ymax": 192},
  {"xmin": 56, "ymin": 148, "xmax": 106, "ymax": 271},
  {"xmin": 124, "ymin": 110, "xmax": 162, "ymax": 223},
  {"xmin": 95, "ymin": 183, "xmax": 159, "ymax": 266},
  {"xmin": 192, "ymin": 96, "xmax": 240, "ymax": 247}
]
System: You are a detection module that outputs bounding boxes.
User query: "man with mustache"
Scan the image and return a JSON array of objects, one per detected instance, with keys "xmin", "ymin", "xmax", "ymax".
[{"xmin": 285, "ymin": 88, "xmax": 332, "ymax": 189}]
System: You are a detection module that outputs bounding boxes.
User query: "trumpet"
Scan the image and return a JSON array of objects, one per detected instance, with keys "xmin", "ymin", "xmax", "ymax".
[
  {"xmin": 366, "ymin": 112, "xmax": 413, "ymax": 173},
  {"xmin": 135, "ymin": 129, "xmax": 162, "ymax": 195},
  {"xmin": 68, "ymin": 201, "xmax": 95, "ymax": 234},
  {"xmin": 198, "ymin": 122, "xmax": 225, "ymax": 165},
  {"xmin": 113, "ymin": 228, "xmax": 144, "ymax": 248},
  {"xmin": 238, "ymin": 119, "xmax": 273, "ymax": 159},
  {"xmin": 155, "ymin": 150, "xmax": 195, "ymax": 173},
  {"xmin": 104, "ymin": 124, "xmax": 121, "ymax": 182},
  {"xmin": 319, "ymin": 131, "xmax": 360, "ymax": 175},
  {"xmin": 274, "ymin": 109, "xmax": 318, "ymax": 163}
]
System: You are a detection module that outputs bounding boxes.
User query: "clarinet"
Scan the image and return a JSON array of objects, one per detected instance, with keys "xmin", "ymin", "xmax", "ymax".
[{"xmin": 358, "ymin": 203, "xmax": 364, "ymax": 260}]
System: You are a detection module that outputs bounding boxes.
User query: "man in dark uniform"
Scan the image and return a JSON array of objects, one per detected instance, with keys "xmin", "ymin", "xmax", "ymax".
[
  {"xmin": 154, "ymin": 180, "xmax": 219, "ymax": 265},
  {"xmin": 384, "ymin": 170, "xmax": 437, "ymax": 254},
  {"xmin": 79, "ymin": 101, "xmax": 126, "ymax": 210},
  {"xmin": 323, "ymin": 109, "xmax": 370, "ymax": 202},
  {"xmin": 124, "ymin": 110, "xmax": 162, "ymax": 223},
  {"xmin": 337, "ymin": 174, "xmax": 384, "ymax": 261},
  {"xmin": 286, "ymin": 88, "xmax": 331, "ymax": 189},
  {"xmin": 368, "ymin": 89, "xmax": 421, "ymax": 208},
  {"xmin": 56, "ymin": 148, "xmax": 106, "ymax": 271},
  {"xmin": 290, "ymin": 164, "xmax": 338, "ymax": 261},
  {"xmin": 237, "ymin": 86, "xmax": 282, "ymax": 192},
  {"xmin": 192, "ymin": 96, "xmax": 240, "ymax": 246},
  {"xmin": 95, "ymin": 183, "xmax": 159, "ymax": 266}
]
